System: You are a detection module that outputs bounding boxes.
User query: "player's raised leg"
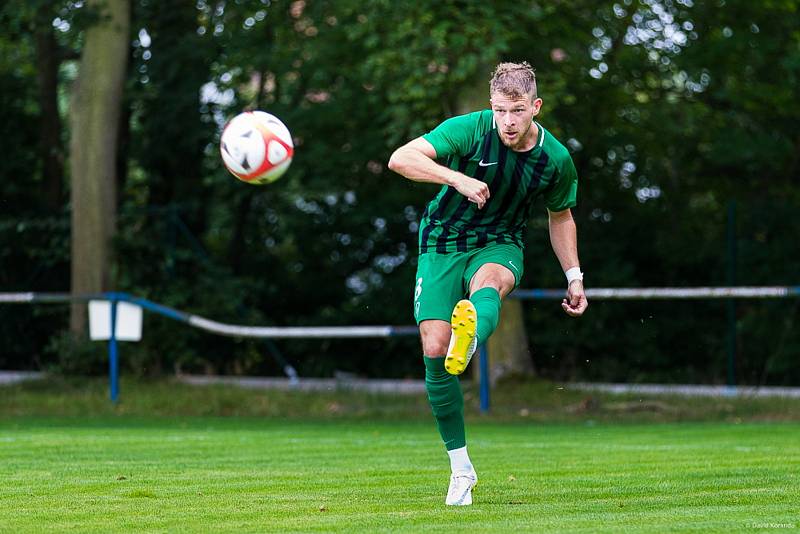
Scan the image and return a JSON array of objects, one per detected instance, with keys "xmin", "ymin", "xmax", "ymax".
[
  {"xmin": 445, "ymin": 261, "xmax": 516, "ymax": 375},
  {"xmin": 420, "ymin": 320, "xmax": 477, "ymax": 505},
  {"xmin": 470, "ymin": 286, "xmax": 502, "ymax": 342}
]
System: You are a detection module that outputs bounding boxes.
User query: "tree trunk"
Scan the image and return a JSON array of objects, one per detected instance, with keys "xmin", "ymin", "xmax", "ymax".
[
  {"xmin": 481, "ymin": 298, "xmax": 535, "ymax": 385},
  {"xmin": 69, "ymin": 0, "xmax": 130, "ymax": 335}
]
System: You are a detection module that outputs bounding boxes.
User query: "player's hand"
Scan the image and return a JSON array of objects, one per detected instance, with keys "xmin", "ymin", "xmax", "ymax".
[
  {"xmin": 453, "ymin": 175, "xmax": 490, "ymax": 209},
  {"xmin": 562, "ymin": 280, "xmax": 588, "ymax": 317}
]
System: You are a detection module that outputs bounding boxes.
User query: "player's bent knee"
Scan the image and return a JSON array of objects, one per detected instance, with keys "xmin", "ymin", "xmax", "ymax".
[{"xmin": 470, "ymin": 264, "xmax": 516, "ymax": 297}]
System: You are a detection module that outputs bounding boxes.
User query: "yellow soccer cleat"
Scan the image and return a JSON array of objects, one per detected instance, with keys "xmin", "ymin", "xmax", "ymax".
[{"xmin": 445, "ymin": 299, "xmax": 478, "ymax": 375}]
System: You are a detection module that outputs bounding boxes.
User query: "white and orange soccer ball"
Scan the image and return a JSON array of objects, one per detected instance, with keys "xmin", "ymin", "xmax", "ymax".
[{"xmin": 220, "ymin": 111, "xmax": 294, "ymax": 184}]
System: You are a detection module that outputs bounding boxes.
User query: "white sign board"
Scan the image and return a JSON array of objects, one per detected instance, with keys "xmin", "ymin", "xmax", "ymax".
[{"xmin": 88, "ymin": 300, "xmax": 143, "ymax": 341}]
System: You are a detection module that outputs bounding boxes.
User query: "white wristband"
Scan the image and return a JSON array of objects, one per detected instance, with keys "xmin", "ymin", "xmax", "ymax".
[{"xmin": 565, "ymin": 267, "xmax": 583, "ymax": 284}]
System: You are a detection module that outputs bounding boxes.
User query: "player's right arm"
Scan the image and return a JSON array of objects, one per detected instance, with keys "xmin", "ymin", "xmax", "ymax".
[{"xmin": 388, "ymin": 137, "xmax": 490, "ymax": 209}]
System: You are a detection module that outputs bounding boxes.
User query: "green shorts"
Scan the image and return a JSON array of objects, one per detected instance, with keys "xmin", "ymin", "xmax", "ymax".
[{"xmin": 413, "ymin": 243, "xmax": 523, "ymax": 324}]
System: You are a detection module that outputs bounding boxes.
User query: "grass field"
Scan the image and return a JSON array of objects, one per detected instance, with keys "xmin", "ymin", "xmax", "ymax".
[{"xmin": 2, "ymin": 379, "xmax": 799, "ymax": 532}]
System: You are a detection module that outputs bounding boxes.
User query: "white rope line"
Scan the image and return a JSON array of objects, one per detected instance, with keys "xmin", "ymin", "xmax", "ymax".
[
  {"xmin": 1, "ymin": 288, "xmax": 797, "ymax": 339},
  {"xmin": 0, "ymin": 293, "xmax": 35, "ymax": 303},
  {"xmin": 584, "ymin": 286, "xmax": 791, "ymax": 299},
  {"xmin": 188, "ymin": 316, "xmax": 394, "ymax": 339}
]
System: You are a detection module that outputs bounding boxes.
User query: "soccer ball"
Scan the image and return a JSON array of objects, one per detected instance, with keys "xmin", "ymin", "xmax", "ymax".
[{"xmin": 220, "ymin": 111, "xmax": 294, "ymax": 184}]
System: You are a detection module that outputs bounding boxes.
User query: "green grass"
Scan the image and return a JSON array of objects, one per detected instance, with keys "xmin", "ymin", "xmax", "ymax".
[
  {"xmin": 1, "ymin": 418, "xmax": 798, "ymax": 533},
  {"xmin": 1, "ymin": 378, "xmax": 799, "ymax": 532}
]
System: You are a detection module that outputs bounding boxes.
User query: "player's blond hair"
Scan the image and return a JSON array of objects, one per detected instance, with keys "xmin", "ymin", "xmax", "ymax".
[{"xmin": 489, "ymin": 61, "xmax": 537, "ymax": 99}]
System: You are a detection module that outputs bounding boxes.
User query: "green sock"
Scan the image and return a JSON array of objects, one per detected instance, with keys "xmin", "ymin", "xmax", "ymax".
[
  {"xmin": 470, "ymin": 287, "xmax": 502, "ymax": 343},
  {"xmin": 423, "ymin": 355, "xmax": 465, "ymax": 450}
]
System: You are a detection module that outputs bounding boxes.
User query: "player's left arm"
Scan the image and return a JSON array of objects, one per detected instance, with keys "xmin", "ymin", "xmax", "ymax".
[{"xmin": 548, "ymin": 208, "xmax": 588, "ymax": 317}]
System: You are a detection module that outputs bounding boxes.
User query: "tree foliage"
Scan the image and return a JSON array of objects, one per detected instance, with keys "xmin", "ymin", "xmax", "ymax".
[{"xmin": 0, "ymin": 0, "xmax": 798, "ymax": 384}]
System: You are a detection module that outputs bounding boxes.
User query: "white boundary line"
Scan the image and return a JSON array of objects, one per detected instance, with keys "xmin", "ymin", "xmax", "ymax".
[
  {"xmin": 3, "ymin": 372, "xmax": 798, "ymax": 398},
  {"xmin": 570, "ymin": 382, "xmax": 800, "ymax": 398}
]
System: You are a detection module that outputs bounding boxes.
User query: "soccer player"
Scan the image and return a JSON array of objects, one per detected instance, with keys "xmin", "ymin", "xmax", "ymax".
[{"xmin": 388, "ymin": 61, "xmax": 588, "ymax": 505}]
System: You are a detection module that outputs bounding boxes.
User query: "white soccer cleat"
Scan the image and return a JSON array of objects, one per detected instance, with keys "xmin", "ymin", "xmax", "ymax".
[
  {"xmin": 445, "ymin": 300, "xmax": 478, "ymax": 375},
  {"xmin": 446, "ymin": 469, "xmax": 478, "ymax": 506}
]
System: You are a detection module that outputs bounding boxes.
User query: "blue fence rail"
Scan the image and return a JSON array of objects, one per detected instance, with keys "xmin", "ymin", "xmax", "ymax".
[
  {"xmin": 2, "ymin": 286, "xmax": 799, "ymax": 410},
  {"xmin": 0, "ymin": 292, "xmax": 430, "ymax": 405}
]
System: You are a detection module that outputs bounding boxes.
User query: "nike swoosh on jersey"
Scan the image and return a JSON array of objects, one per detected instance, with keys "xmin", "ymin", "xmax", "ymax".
[{"xmin": 478, "ymin": 160, "xmax": 498, "ymax": 167}]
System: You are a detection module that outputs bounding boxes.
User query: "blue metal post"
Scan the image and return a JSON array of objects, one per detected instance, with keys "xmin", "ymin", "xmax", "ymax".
[
  {"xmin": 479, "ymin": 346, "xmax": 489, "ymax": 413},
  {"xmin": 109, "ymin": 293, "xmax": 119, "ymax": 403}
]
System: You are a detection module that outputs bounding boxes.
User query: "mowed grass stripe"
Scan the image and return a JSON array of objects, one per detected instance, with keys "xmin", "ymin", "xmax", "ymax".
[{"xmin": 0, "ymin": 420, "xmax": 797, "ymax": 533}]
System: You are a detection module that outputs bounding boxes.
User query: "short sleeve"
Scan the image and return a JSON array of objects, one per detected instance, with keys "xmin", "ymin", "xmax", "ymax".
[
  {"xmin": 422, "ymin": 112, "xmax": 482, "ymax": 158},
  {"xmin": 545, "ymin": 155, "xmax": 578, "ymax": 212}
]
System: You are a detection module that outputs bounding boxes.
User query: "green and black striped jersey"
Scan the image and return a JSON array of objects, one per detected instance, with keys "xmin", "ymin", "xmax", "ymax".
[{"xmin": 419, "ymin": 110, "xmax": 578, "ymax": 254}]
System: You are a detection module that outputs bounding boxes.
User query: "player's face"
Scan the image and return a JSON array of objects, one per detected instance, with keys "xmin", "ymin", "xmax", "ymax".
[{"xmin": 490, "ymin": 92, "xmax": 542, "ymax": 150}]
